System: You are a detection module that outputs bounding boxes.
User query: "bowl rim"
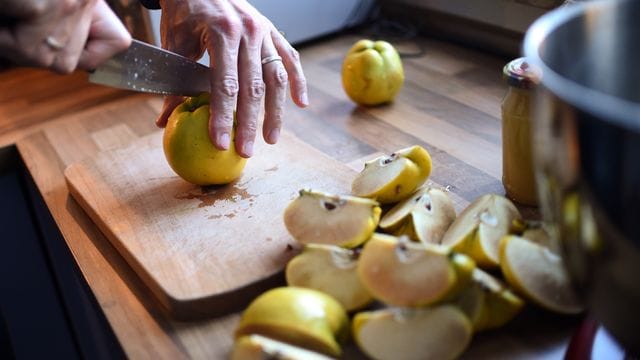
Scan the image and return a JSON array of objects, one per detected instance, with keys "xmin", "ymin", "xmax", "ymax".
[{"xmin": 523, "ymin": 0, "xmax": 640, "ymax": 133}]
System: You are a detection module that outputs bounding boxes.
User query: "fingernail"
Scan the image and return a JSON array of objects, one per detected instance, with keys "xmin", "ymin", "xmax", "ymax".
[
  {"xmin": 267, "ymin": 128, "xmax": 280, "ymax": 144},
  {"xmin": 300, "ymin": 91, "xmax": 309, "ymax": 107},
  {"xmin": 218, "ymin": 133, "xmax": 230, "ymax": 150},
  {"xmin": 242, "ymin": 141, "xmax": 254, "ymax": 157}
]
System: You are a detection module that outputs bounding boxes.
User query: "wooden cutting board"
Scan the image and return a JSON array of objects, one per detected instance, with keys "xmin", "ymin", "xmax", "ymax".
[{"xmin": 64, "ymin": 129, "xmax": 356, "ymax": 319}]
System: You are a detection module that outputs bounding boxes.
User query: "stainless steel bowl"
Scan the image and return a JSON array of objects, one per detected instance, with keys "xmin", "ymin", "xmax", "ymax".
[{"xmin": 524, "ymin": 0, "xmax": 640, "ymax": 354}]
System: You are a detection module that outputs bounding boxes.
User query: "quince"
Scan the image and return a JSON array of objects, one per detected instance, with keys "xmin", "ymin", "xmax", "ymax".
[
  {"xmin": 454, "ymin": 268, "xmax": 524, "ymax": 331},
  {"xmin": 499, "ymin": 235, "xmax": 583, "ymax": 314},
  {"xmin": 231, "ymin": 335, "xmax": 334, "ymax": 360},
  {"xmin": 379, "ymin": 186, "xmax": 456, "ymax": 244},
  {"xmin": 163, "ymin": 93, "xmax": 246, "ymax": 185},
  {"xmin": 283, "ymin": 189, "xmax": 381, "ymax": 248},
  {"xmin": 342, "ymin": 39, "xmax": 404, "ymax": 106},
  {"xmin": 235, "ymin": 287, "xmax": 349, "ymax": 357},
  {"xmin": 352, "ymin": 305, "xmax": 473, "ymax": 360},
  {"xmin": 357, "ymin": 233, "xmax": 475, "ymax": 307},
  {"xmin": 440, "ymin": 194, "xmax": 522, "ymax": 268},
  {"xmin": 285, "ymin": 244, "xmax": 373, "ymax": 311},
  {"xmin": 351, "ymin": 145, "xmax": 432, "ymax": 204}
]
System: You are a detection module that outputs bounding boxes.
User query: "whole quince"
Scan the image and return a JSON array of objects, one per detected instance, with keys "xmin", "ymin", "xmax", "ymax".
[
  {"xmin": 342, "ymin": 39, "xmax": 404, "ymax": 106},
  {"xmin": 235, "ymin": 286, "xmax": 350, "ymax": 357},
  {"xmin": 163, "ymin": 93, "xmax": 247, "ymax": 185}
]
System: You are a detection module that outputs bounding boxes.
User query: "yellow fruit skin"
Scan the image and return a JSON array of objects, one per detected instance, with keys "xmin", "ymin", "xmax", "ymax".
[
  {"xmin": 235, "ymin": 287, "xmax": 349, "ymax": 357},
  {"xmin": 399, "ymin": 145, "xmax": 432, "ymax": 182},
  {"xmin": 373, "ymin": 146, "xmax": 432, "ymax": 204},
  {"xmin": 452, "ymin": 230, "xmax": 497, "ymax": 268},
  {"xmin": 499, "ymin": 236, "xmax": 532, "ymax": 304},
  {"xmin": 163, "ymin": 93, "xmax": 247, "ymax": 185},
  {"xmin": 476, "ymin": 288, "xmax": 524, "ymax": 331},
  {"xmin": 343, "ymin": 204, "xmax": 381, "ymax": 248},
  {"xmin": 352, "ymin": 145, "xmax": 432, "ymax": 204},
  {"xmin": 342, "ymin": 39, "xmax": 404, "ymax": 106},
  {"xmin": 366, "ymin": 158, "xmax": 422, "ymax": 204},
  {"xmin": 442, "ymin": 194, "xmax": 522, "ymax": 268},
  {"xmin": 444, "ymin": 253, "xmax": 476, "ymax": 301}
]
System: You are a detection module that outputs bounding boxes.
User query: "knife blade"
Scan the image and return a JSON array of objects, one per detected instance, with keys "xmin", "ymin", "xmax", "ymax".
[{"xmin": 89, "ymin": 39, "xmax": 210, "ymax": 96}]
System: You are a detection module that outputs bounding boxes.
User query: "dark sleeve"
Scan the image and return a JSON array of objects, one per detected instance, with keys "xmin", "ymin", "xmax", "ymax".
[{"xmin": 139, "ymin": 0, "xmax": 161, "ymax": 9}]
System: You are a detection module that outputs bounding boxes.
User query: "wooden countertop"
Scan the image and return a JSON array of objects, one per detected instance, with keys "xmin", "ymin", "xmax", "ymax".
[{"xmin": 6, "ymin": 34, "xmax": 578, "ymax": 358}]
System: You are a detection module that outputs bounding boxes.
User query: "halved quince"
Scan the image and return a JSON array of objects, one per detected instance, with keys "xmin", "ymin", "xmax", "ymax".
[
  {"xmin": 283, "ymin": 189, "xmax": 381, "ymax": 248},
  {"xmin": 351, "ymin": 146, "xmax": 432, "ymax": 204},
  {"xmin": 357, "ymin": 233, "xmax": 475, "ymax": 307},
  {"xmin": 454, "ymin": 268, "xmax": 524, "ymax": 331},
  {"xmin": 285, "ymin": 244, "xmax": 374, "ymax": 312},
  {"xmin": 440, "ymin": 194, "xmax": 522, "ymax": 268},
  {"xmin": 235, "ymin": 287, "xmax": 349, "ymax": 357},
  {"xmin": 231, "ymin": 335, "xmax": 334, "ymax": 360},
  {"xmin": 499, "ymin": 235, "xmax": 583, "ymax": 314},
  {"xmin": 379, "ymin": 187, "xmax": 456, "ymax": 244},
  {"xmin": 352, "ymin": 305, "xmax": 473, "ymax": 360}
]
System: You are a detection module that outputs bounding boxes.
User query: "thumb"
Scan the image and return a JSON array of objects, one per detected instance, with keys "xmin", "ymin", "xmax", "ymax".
[
  {"xmin": 78, "ymin": 0, "xmax": 131, "ymax": 70},
  {"xmin": 156, "ymin": 95, "xmax": 185, "ymax": 128}
]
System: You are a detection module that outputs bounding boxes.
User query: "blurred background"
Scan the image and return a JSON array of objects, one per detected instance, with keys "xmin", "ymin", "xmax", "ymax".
[{"xmin": 107, "ymin": 0, "xmax": 566, "ymax": 60}]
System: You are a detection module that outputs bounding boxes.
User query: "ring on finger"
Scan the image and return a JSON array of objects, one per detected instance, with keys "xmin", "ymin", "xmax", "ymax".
[
  {"xmin": 261, "ymin": 55, "xmax": 282, "ymax": 65},
  {"xmin": 44, "ymin": 36, "xmax": 65, "ymax": 51}
]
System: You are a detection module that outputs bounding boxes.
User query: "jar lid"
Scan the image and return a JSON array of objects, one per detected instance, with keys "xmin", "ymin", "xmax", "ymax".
[{"xmin": 503, "ymin": 57, "xmax": 540, "ymax": 89}]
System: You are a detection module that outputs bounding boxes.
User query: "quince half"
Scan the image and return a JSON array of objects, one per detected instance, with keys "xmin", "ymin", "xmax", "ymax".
[
  {"xmin": 353, "ymin": 305, "xmax": 473, "ymax": 360},
  {"xmin": 357, "ymin": 233, "xmax": 475, "ymax": 307},
  {"xmin": 231, "ymin": 334, "xmax": 334, "ymax": 360},
  {"xmin": 285, "ymin": 244, "xmax": 374, "ymax": 312},
  {"xmin": 440, "ymin": 194, "xmax": 522, "ymax": 268},
  {"xmin": 499, "ymin": 235, "xmax": 583, "ymax": 314},
  {"xmin": 283, "ymin": 189, "xmax": 381, "ymax": 248},
  {"xmin": 235, "ymin": 287, "xmax": 349, "ymax": 357},
  {"xmin": 379, "ymin": 186, "xmax": 456, "ymax": 244},
  {"xmin": 454, "ymin": 268, "xmax": 524, "ymax": 331},
  {"xmin": 351, "ymin": 145, "xmax": 432, "ymax": 204},
  {"xmin": 163, "ymin": 93, "xmax": 246, "ymax": 185}
]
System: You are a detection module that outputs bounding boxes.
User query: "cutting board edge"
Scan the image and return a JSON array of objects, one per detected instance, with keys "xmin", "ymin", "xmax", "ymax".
[
  {"xmin": 64, "ymin": 163, "xmax": 173, "ymax": 305},
  {"xmin": 64, "ymin": 162, "xmax": 293, "ymax": 319}
]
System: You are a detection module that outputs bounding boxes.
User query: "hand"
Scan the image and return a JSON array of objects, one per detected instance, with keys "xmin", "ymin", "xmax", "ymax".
[
  {"xmin": 0, "ymin": 0, "xmax": 131, "ymax": 73},
  {"xmin": 155, "ymin": 0, "xmax": 308, "ymax": 158}
]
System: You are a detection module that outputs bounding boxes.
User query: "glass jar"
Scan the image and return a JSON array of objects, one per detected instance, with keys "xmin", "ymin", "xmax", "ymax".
[{"xmin": 501, "ymin": 57, "xmax": 540, "ymax": 206}]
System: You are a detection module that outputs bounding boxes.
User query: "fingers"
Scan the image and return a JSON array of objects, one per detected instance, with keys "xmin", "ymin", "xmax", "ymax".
[
  {"xmin": 78, "ymin": 0, "xmax": 131, "ymax": 71},
  {"xmin": 51, "ymin": 1, "xmax": 94, "ymax": 74},
  {"xmin": 0, "ymin": 0, "xmax": 130, "ymax": 74},
  {"xmin": 271, "ymin": 28, "xmax": 308, "ymax": 108},
  {"xmin": 261, "ymin": 36, "xmax": 287, "ymax": 145},
  {"xmin": 156, "ymin": 96, "xmax": 186, "ymax": 128},
  {"xmin": 234, "ymin": 18, "xmax": 266, "ymax": 158},
  {"xmin": 151, "ymin": 0, "xmax": 308, "ymax": 158},
  {"xmin": 206, "ymin": 18, "xmax": 241, "ymax": 152}
]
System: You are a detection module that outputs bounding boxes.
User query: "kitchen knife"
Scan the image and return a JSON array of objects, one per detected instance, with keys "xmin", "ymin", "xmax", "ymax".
[{"xmin": 89, "ymin": 39, "xmax": 210, "ymax": 96}]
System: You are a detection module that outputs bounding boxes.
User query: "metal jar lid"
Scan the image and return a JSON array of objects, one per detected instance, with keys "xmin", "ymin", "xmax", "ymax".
[{"xmin": 503, "ymin": 57, "xmax": 540, "ymax": 89}]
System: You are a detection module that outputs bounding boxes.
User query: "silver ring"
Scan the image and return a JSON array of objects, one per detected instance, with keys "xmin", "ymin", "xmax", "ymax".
[
  {"xmin": 261, "ymin": 55, "xmax": 282, "ymax": 65},
  {"xmin": 45, "ymin": 36, "xmax": 65, "ymax": 51}
]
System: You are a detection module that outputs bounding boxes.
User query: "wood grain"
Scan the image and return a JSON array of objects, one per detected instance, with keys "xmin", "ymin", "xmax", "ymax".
[
  {"xmin": 64, "ymin": 128, "xmax": 357, "ymax": 319},
  {"xmin": 8, "ymin": 34, "xmax": 567, "ymax": 358},
  {"xmin": 0, "ymin": 68, "xmax": 132, "ymax": 147}
]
